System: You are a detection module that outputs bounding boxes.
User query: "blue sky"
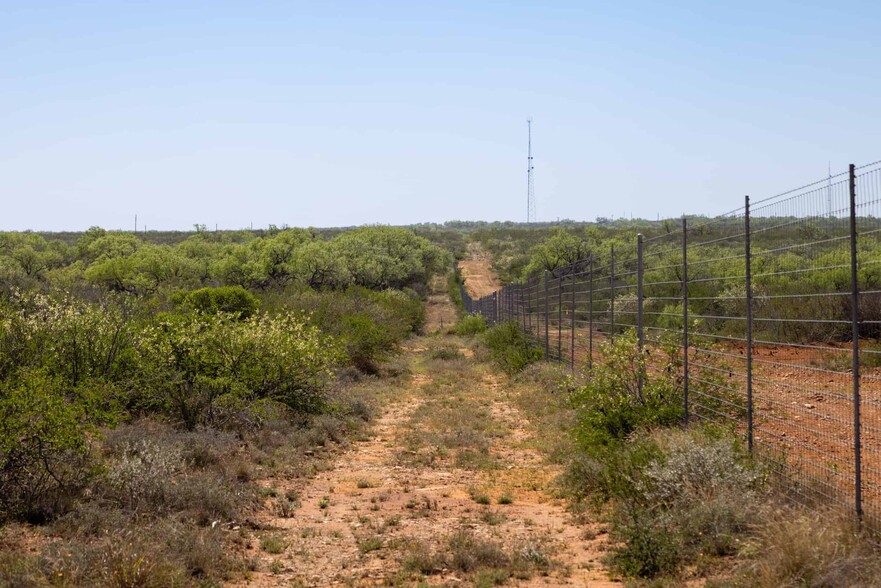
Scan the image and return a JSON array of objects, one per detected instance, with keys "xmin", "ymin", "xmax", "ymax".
[{"xmin": 1, "ymin": 1, "xmax": 879, "ymax": 230}]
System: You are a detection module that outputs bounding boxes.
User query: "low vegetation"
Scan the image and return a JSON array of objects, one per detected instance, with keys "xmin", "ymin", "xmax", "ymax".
[
  {"xmin": 399, "ymin": 341, "xmax": 501, "ymax": 471},
  {"xmin": 402, "ymin": 529, "xmax": 552, "ymax": 585},
  {"xmin": 505, "ymin": 335, "xmax": 881, "ymax": 585},
  {"xmin": 0, "ymin": 225, "xmax": 447, "ymax": 584},
  {"xmin": 455, "ymin": 313, "xmax": 487, "ymax": 336},
  {"xmin": 479, "ymin": 321, "xmax": 543, "ymax": 374}
]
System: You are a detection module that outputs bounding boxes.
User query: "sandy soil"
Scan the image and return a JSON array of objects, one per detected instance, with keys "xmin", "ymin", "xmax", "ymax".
[{"xmin": 459, "ymin": 242, "xmax": 502, "ymax": 299}]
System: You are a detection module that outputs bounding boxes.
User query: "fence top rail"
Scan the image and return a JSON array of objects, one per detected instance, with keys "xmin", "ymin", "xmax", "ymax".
[{"xmin": 685, "ymin": 210, "xmax": 746, "ymax": 233}]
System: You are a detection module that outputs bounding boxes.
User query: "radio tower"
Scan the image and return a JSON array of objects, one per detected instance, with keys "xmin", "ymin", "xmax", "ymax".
[{"xmin": 527, "ymin": 118, "xmax": 536, "ymax": 223}]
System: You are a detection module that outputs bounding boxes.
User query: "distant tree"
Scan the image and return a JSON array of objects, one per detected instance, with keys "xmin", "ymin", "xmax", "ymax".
[
  {"xmin": 525, "ymin": 228, "xmax": 591, "ymax": 274},
  {"xmin": 331, "ymin": 227, "xmax": 449, "ymax": 289},
  {"xmin": 0, "ymin": 233, "xmax": 66, "ymax": 281}
]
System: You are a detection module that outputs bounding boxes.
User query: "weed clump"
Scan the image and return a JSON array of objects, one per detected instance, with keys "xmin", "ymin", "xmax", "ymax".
[
  {"xmin": 729, "ymin": 510, "xmax": 881, "ymax": 587},
  {"xmin": 481, "ymin": 321, "xmax": 543, "ymax": 373},
  {"xmin": 402, "ymin": 529, "xmax": 551, "ymax": 582},
  {"xmin": 456, "ymin": 314, "xmax": 487, "ymax": 336},
  {"xmin": 605, "ymin": 430, "xmax": 763, "ymax": 578},
  {"xmin": 429, "ymin": 346, "xmax": 462, "ymax": 361}
]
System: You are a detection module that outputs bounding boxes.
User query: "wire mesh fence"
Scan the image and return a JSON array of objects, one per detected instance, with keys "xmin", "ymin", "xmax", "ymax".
[{"xmin": 460, "ymin": 161, "xmax": 881, "ymax": 528}]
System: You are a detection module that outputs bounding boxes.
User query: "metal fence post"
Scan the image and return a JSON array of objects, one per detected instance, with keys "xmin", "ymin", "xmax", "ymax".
[
  {"xmin": 526, "ymin": 277, "xmax": 532, "ymax": 335},
  {"xmin": 532, "ymin": 275, "xmax": 537, "ymax": 338},
  {"xmin": 500, "ymin": 289, "xmax": 504, "ymax": 322},
  {"xmin": 502, "ymin": 288, "xmax": 506, "ymax": 322},
  {"xmin": 745, "ymin": 195, "xmax": 754, "ymax": 453},
  {"xmin": 610, "ymin": 245, "xmax": 616, "ymax": 340},
  {"xmin": 557, "ymin": 274, "xmax": 563, "ymax": 361},
  {"xmin": 531, "ymin": 275, "xmax": 536, "ymax": 339},
  {"xmin": 682, "ymin": 217, "xmax": 689, "ymax": 425},
  {"xmin": 571, "ymin": 270, "xmax": 576, "ymax": 370},
  {"xmin": 588, "ymin": 254, "xmax": 594, "ymax": 370},
  {"xmin": 849, "ymin": 163, "xmax": 863, "ymax": 523},
  {"xmin": 544, "ymin": 270, "xmax": 550, "ymax": 359},
  {"xmin": 637, "ymin": 233, "xmax": 645, "ymax": 398}
]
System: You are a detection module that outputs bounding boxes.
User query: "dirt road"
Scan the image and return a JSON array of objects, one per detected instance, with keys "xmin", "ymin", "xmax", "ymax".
[
  {"xmin": 423, "ymin": 274, "xmax": 458, "ymax": 334},
  {"xmin": 240, "ymin": 280, "xmax": 618, "ymax": 587},
  {"xmin": 459, "ymin": 242, "xmax": 502, "ymax": 299}
]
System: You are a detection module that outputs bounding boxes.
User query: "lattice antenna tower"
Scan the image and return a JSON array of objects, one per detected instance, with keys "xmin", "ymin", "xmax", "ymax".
[{"xmin": 527, "ymin": 118, "xmax": 536, "ymax": 223}]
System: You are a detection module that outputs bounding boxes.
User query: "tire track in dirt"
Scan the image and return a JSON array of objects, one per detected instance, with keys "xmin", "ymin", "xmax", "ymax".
[
  {"xmin": 424, "ymin": 274, "xmax": 458, "ymax": 334},
  {"xmin": 238, "ymin": 276, "xmax": 619, "ymax": 586}
]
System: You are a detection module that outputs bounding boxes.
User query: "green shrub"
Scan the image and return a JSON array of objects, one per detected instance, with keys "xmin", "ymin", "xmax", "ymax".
[
  {"xmin": 0, "ymin": 369, "xmax": 97, "ymax": 523},
  {"xmin": 175, "ymin": 285, "xmax": 260, "ymax": 317},
  {"xmin": 340, "ymin": 313, "xmax": 395, "ymax": 373},
  {"xmin": 608, "ymin": 506, "xmax": 681, "ymax": 578},
  {"xmin": 563, "ymin": 334, "xmax": 764, "ymax": 580},
  {"xmin": 282, "ymin": 286, "xmax": 423, "ymax": 373},
  {"xmin": 456, "ymin": 314, "xmax": 487, "ymax": 336},
  {"xmin": 481, "ymin": 321, "xmax": 542, "ymax": 373},
  {"xmin": 330, "ymin": 226, "xmax": 450, "ymax": 290},
  {"xmin": 563, "ymin": 435, "xmax": 661, "ymax": 506},
  {"xmin": 133, "ymin": 311, "xmax": 342, "ymax": 429},
  {"xmin": 571, "ymin": 333, "xmax": 682, "ymax": 452}
]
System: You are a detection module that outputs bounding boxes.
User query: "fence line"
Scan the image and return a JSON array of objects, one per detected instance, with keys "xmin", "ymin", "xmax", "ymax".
[{"xmin": 459, "ymin": 161, "xmax": 881, "ymax": 528}]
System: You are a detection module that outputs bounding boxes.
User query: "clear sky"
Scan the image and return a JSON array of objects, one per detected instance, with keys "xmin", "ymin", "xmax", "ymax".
[{"xmin": 1, "ymin": 1, "xmax": 879, "ymax": 231}]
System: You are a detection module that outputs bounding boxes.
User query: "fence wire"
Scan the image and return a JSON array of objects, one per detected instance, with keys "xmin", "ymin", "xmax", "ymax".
[{"xmin": 460, "ymin": 161, "xmax": 881, "ymax": 529}]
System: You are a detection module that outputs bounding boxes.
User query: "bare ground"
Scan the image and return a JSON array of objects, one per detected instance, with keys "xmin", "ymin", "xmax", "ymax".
[
  {"xmin": 238, "ymin": 281, "xmax": 619, "ymax": 587},
  {"xmin": 459, "ymin": 242, "xmax": 502, "ymax": 299}
]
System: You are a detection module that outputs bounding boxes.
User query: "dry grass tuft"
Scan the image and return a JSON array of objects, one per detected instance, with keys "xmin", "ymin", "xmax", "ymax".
[{"xmin": 732, "ymin": 508, "xmax": 881, "ymax": 587}]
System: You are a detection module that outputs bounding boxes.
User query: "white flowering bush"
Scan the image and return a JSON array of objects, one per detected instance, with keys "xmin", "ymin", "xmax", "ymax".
[
  {"xmin": 0, "ymin": 293, "xmax": 129, "ymax": 522},
  {"xmin": 641, "ymin": 431, "xmax": 761, "ymax": 505},
  {"xmin": 134, "ymin": 311, "xmax": 342, "ymax": 429},
  {"xmin": 603, "ymin": 429, "xmax": 765, "ymax": 579},
  {"xmin": 0, "ymin": 291, "xmax": 134, "ymax": 387}
]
